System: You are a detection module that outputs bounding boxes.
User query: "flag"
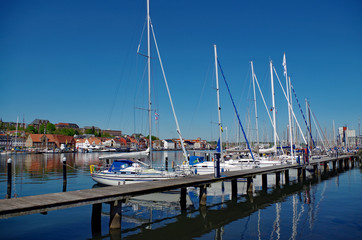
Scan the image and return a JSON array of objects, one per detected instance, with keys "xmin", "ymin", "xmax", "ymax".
[
  {"xmin": 216, "ymin": 138, "xmax": 221, "ymax": 153},
  {"xmin": 155, "ymin": 112, "xmax": 159, "ymax": 120},
  {"xmin": 283, "ymin": 53, "xmax": 287, "ymax": 77},
  {"xmin": 221, "ymin": 126, "xmax": 223, "ymax": 132}
]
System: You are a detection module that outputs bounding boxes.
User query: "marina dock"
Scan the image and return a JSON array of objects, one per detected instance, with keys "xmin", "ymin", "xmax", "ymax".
[{"xmin": 0, "ymin": 154, "xmax": 359, "ymax": 231}]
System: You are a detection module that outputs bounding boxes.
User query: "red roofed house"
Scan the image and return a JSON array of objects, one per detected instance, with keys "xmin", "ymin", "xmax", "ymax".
[{"xmin": 25, "ymin": 134, "xmax": 75, "ymax": 149}]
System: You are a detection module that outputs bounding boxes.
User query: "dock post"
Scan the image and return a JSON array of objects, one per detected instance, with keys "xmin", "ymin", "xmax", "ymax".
[
  {"xmin": 332, "ymin": 160, "xmax": 336, "ymax": 171},
  {"xmin": 323, "ymin": 162, "xmax": 328, "ymax": 173},
  {"xmin": 297, "ymin": 167, "xmax": 302, "ymax": 182},
  {"xmin": 344, "ymin": 159, "xmax": 349, "ymax": 170},
  {"xmin": 247, "ymin": 177, "xmax": 253, "ymax": 193},
  {"xmin": 91, "ymin": 203, "xmax": 102, "ymax": 235},
  {"xmin": 199, "ymin": 185, "xmax": 207, "ymax": 206},
  {"xmin": 165, "ymin": 156, "xmax": 168, "ymax": 171},
  {"xmin": 231, "ymin": 179, "xmax": 237, "ymax": 200},
  {"xmin": 302, "ymin": 167, "xmax": 306, "ymax": 181},
  {"xmin": 109, "ymin": 200, "xmax": 122, "ymax": 229},
  {"xmin": 206, "ymin": 153, "xmax": 209, "ymax": 161},
  {"xmin": 351, "ymin": 157, "xmax": 355, "ymax": 168},
  {"xmin": 313, "ymin": 165, "xmax": 318, "ymax": 177},
  {"xmin": 262, "ymin": 174, "xmax": 267, "ymax": 191},
  {"xmin": 275, "ymin": 171, "xmax": 281, "ymax": 188},
  {"xmin": 7, "ymin": 158, "xmax": 12, "ymax": 199},
  {"xmin": 180, "ymin": 187, "xmax": 187, "ymax": 211},
  {"xmin": 62, "ymin": 157, "xmax": 67, "ymax": 192},
  {"xmin": 339, "ymin": 159, "xmax": 343, "ymax": 170},
  {"xmin": 284, "ymin": 170, "xmax": 289, "ymax": 185}
]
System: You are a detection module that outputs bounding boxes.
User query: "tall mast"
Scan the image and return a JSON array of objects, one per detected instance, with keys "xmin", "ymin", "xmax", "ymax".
[
  {"xmin": 306, "ymin": 99, "xmax": 312, "ymax": 149},
  {"xmin": 270, "ymin": 60, "xmax": 277, "ymax": 153},
  {"xmin": 214, "ymin": 45, "xmax": 223, "ymax": 161},
  {"xmin": 147, "ymin": 0, "xmax": 152, "ymax": 165},
  {"xmin": 251, "ymin": 61, "xmax": 259, "ymax": 145},
  {"xmin": 283, "ymin": 53, "xmax": 294, "ymax": 160}
]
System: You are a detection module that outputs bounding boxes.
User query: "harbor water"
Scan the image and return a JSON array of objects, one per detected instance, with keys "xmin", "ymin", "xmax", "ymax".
[{"xmin": 0, "ymin": 152, "xmax": 361, "ymax": 239}]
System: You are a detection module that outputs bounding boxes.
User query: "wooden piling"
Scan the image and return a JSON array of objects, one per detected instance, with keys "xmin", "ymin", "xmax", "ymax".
[
  {"xmin": 165, "ymin": 156, "xmax": 168, "ymax": 171},
  {"xmin": 62, "ymin": 157, "xmax": 67, "ymax": 185},
  {"xmin": 332, "ymin": 160, "xmax": 336, "ymax": 171},
  {"xmin": 180, "ymin": 188, "xmax": 187, "ymax": 211},
  {"xmin": 284, "ymin": 170, "xmax": 289, "ymax": 185},
  {"xmin": 339, "ymin": 159, "xmax": 343, "ymax": 170},
  {"xmin": 199, "ymin": 185, "xmax": 207, "ymax": 206},
  {"xmin": 91, "ymin": 203, "xmax": 102, "ymax": 235},
  {"xmin": 109, "ymin": 200, "xmax": 122, "ymax": 229},
  {"xmin": 302, "ymin": 167, "xmax": 306, "ymax": 180},
  {"xmin": 275, "ymin": 171, "xmax": 281, "ymax": 188},
  {"xmin": 231, "ymin": 179, "xmax": 237, "ymax": 199},
  {"xmin": 345, "ymin": 159, "xmax": 349, "ymax": 169},
  {"xmin": 62, "ymin": 157, "xmax": 67, "ymax": 192},
  {"xmin": 247, "ymin": 177, "xmax": 253, "ymax": 193},
  {"xmin": 313, "ymin": 165, "xmax": 318, "ymax": 176},
  {"xmin": 262, "ymin": 174, "xmax": 267, "ymax": 190},
  {"xmin": 297, "ymin": 167, "xmax": 302, "ymax": 182},
  {"xmin": 323, "ymin": 162, "xmax": 328, "ymax": 173}
]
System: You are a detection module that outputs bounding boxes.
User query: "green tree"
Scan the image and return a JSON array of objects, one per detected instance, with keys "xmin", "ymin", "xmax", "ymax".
[
  {"xmin": 47, "ymin": 123, "xmax": 56, "ymax": 134},
  {"xmin": 26, "ymin": 125, "xmax": 38, "ymax": 134},
  {"xmin": 39, "ymin": 124, "xmax": 45, "ymax": 134},
  {"xmin": 85, "ymin": 129, "xmax": 94, "ymax": 134},
  {"xmin": 146, "ymin": 135, "xmax": 159, "ymax": 141}
]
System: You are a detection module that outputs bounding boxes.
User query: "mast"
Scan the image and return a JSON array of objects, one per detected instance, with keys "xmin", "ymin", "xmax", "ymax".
[
  {"xmin": 332, "ymin": 120, "xmax": 336, "ymax": 147},
  {"xmin": 147, "ymin": 0, "xmax": 153, "ymax": 166},
  {"xmin": 214, "ymin": 44, "xmax": 223, "ymax": 161},
  {"xmin": 270, "ymin": 60, "xmax": 277, "ymax": 154},
  {"xmin": 306, "ymin": 99, "xmax": 312, "ymax": 149},
  {"xmin": 283, "ymin": 53, "xmax": 294, "ymax": 161},
  {"xmin": 251, "ymin": 61, "xmax": 259, "ymax": 145}
]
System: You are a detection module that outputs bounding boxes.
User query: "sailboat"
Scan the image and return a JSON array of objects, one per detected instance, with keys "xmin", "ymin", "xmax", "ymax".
[{"xmin": 90, "ymin": 0, "xmax": 191, "ymax": 185}]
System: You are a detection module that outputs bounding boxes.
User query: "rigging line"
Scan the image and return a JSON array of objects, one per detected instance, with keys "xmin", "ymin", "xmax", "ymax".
[
  {"xmin": 188, "ymin": 57, "xmax": 213, "ymax": 134},
  {"xmin": 217, "ymin": 59, "xmax": 255, "ymax": 162},
  {"xmin": 290, "ymin": 85, "xmax": 316, "ymax": 148},
  {"xmin": 150, "ymin": 20, "xmax": 188, "ymax": 162},
  {"xmin": 311, "ymin": 108, "xmax": 331, "ymax": 150},
  {"xmin": 272, "ymin": 65, "xmax": 309, "ymax": 148},
  {"xmin": 310, "ymin": 109, "xmax": 328, "ymax": 151}
]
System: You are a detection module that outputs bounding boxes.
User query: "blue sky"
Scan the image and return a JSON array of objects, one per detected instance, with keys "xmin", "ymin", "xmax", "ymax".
[{"xmin": 1, "ymin": 0, "xmax": 361, "ymax": 142}]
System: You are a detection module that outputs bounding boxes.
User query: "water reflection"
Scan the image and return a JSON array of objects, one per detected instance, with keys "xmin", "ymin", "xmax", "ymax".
[{"xmin": 96, "ymin": 166, "xmax": 347, "ymax": 240}]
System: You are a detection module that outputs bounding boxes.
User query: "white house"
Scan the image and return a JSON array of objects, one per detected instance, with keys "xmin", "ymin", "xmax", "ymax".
[{"xmin": 162, "ymin": 139, "xmax": 175, "ymax": 150}]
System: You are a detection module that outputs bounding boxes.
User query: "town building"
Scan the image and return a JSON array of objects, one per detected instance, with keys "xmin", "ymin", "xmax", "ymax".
[
  {"xmin": 102, "ymin": 130, "xmax": 123, "ymax": 137},
  {"xmin": 0, "ymin": 135, "xmax": 26, "ymax": 149},
  {"xmin": 338, "ymin": 127, "xmax": 356, "ymax": 147},
  {"xmin": 163, "ymin": 139, "xmax": 175, "ymax": 150},
  {"xmin": 30, "ymin": 119, "xmax": 50, "ymax": 131},
  {"xmin": 55, "ymin": 123, "xmax": 79, "ymax": 129},
  {"xmin": 26, "ymin": 134, "xmax": 75, "ymax": 149}
]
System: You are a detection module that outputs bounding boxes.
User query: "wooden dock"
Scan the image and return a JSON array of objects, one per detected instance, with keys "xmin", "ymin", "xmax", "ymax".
[{"xmin": 0, "ymin": 155, "xmax": 359, "ymax": 226}]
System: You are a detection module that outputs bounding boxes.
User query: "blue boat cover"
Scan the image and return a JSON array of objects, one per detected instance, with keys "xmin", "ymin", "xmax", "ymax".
[
  {"xmin": 108, "ymin": 160, "xmax": 134, "ymax": 172},
  {"xmin": 189, "ymin": 156, "xmax": 205, "ymax": 165}
]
